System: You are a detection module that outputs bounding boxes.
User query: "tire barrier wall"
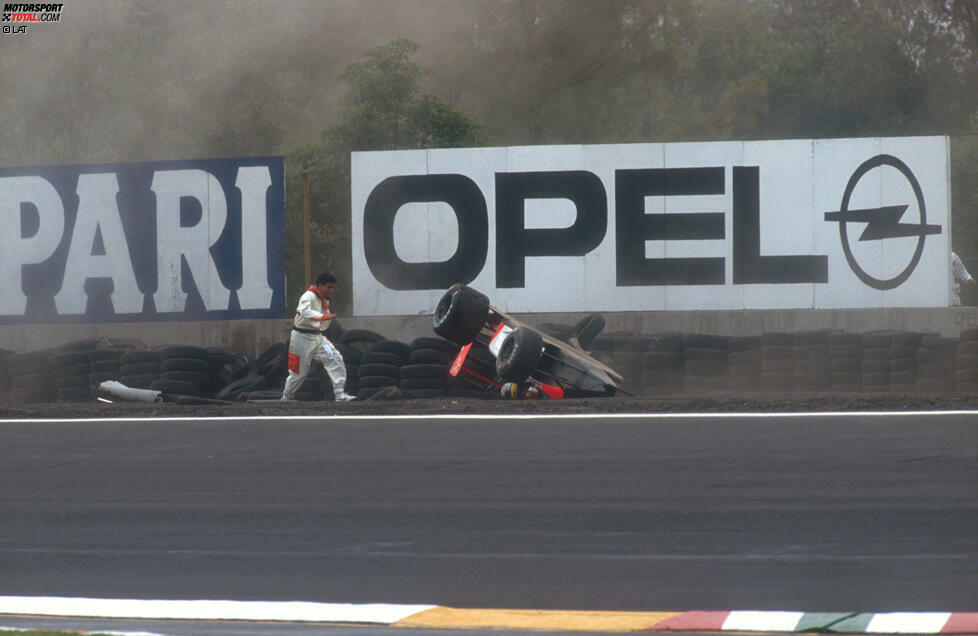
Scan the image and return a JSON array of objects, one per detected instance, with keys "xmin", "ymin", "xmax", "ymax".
[
  {"xmin": 575, "ymin": 327, "xmax": 978, "ymax": 397},
  {"xmin": 3, "ymin": 321, "xmax": 978, "ymax": 403}
]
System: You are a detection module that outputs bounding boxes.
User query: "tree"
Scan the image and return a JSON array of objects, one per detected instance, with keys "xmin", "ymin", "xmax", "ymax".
[{"xmin": 284, "ymin": 39, "xmax": 486, "ymax": 314}]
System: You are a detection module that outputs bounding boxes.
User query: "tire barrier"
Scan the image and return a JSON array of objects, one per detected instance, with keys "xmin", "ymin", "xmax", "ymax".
[{"xmin": 5, "ymin": 326, "xmax": 978, "ymax": 403}]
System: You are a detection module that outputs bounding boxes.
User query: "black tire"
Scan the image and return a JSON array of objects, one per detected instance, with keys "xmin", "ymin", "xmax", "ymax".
[
  {"xmin": 160, "ymin": 370, "xmax": 210, "ymax": 385},
  {"xmin": 685, "ymin": 359, "xmax": 726, "ymax": 377},
  {"xmin": 90, "ymin": 359, "xmax": 123, "ymax": 373},
  {"xmin": 399, "ymin": 364, "xmax": 449, "ymax": 379},
  {"xmin": 360, "ymin": 351, "xmax": 405, "ymax": 366},
  {"xmin": 408, "ymin": 349, "xmax": 453, "ymax": 365},
  {"xmin": 684, "ymin": 347, "xmax": 728, "ymax": 362},
  {"xmin": 432, "ymin": 284, "xmax": 490, "ymax": 345},
  {"xmin": 339, "ymin": 329, "xmax": 386, "ymax": 345},
  {"xmin": 400, "ymin": 377, "xmax": 447, "ymax": 390},
  {"xmin": 156, "ymin": 345, "xmax": 209, "ymax": 361},
  {"xmin": 118, "ymin": 373, "xmax": 159, "ymax": 389},
  {"xmin": 57, "ymin": 385, "xmax": 91, "ymax": 402},
  {"xmin": 324, "ymin": 318, "xmax": 343, "ymax": 343},
  {"xmin": 54, "ymin": 363, "xmax": 90, "ymax": 379},
  {"xmin": 151, "ymin": 379, "xmax": 201, "ymax": 395},
  {"xmin": 357, "ymin": 363, "xmax": 401, "ymax": 379},
  {"xmin": 404, "ymin": 388, "xmax": 447, "ymax": 399},
  {"xmin": 52, "ymin": 351, "xmax": 91, "ymax": 366},
  {"xmin": 120, "ymin": 362, "xmax": 161, "ymax": 376},
  {"xmin": 411, "ymin": 337, "xmax": 459, "ymax": 354},
  {"xmin": 121, "ymin": 350, "xmax": 160, "ymax": 365},
  {"xmin": 642, "ymin": 351, "xmax": 685, "ymax": 370},
  {"xmin": 56, "ymin": 374, "xmax": 90, "ymax": 389},
  {"xmin": 216, "ymin": 376, "xmax": 266, "ymax": 401},
  {"xmin": 567, "ymin": 313, "xmax": 605, "ymax": 349},
  {"xmin": 357, "ymin": 375, "xmax": 399, "ymax": 389},
  {"xmin": 647, "ymin": 333, "xmax": 685, "ymax": 352},
  {"xmin": 368, "ymin": 340, "xmax": 411, "ymax": 360},
  {"xmin": 11, "ymin": 386, "xmax": 55, "ymax": 403},
  {"xmin": 89, "ymin": 371, "xmax": 121, "ymax": 385},
  {"xmin": 335, "ymin": 342, "xmax": 362, "ymax": 366},
  {"xmin": 7, "ymin": 358, "xmax": 50, "ymax": 376},
  {"xmin": 495, "ymin": 327, "xmax": 543, "ymax": 383},
  {"xmin": 160, "ymin": 357, "xmax": 211, "ymax": 374},
  {"xmin": 12, "ymin": 372, "xmax": 54, "ymax": 390}
]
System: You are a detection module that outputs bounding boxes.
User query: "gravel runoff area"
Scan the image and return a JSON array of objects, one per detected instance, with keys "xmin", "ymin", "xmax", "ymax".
[{"xmin": 2, "ymin": 390, "xmax": 977, "ymax": 420}]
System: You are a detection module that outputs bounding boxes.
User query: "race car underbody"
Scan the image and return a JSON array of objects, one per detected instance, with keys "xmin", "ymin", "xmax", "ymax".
[{"xmin": 432, "ymin": 284, "xmax": 623, "ymax": 399}]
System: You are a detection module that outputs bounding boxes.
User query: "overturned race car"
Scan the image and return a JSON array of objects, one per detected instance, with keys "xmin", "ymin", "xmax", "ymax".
[{"xmin": 433, "ymin": 284, "xmax": 623, "ymax": 399}]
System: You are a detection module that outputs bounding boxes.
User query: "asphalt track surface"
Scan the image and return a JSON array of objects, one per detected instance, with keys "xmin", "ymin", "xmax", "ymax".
[{"xmin": 1, "ymin": 411, "xmax": 976, "ymax": 634}]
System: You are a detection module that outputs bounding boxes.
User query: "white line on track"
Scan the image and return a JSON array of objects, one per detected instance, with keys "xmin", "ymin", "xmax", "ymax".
[
  {"xmin": 1, "ymin": 410, "xmax": 978, "ymax": 424},
  {"xmin": 0, "ymin": 596, "xmax": 435, "ymax": 624}
]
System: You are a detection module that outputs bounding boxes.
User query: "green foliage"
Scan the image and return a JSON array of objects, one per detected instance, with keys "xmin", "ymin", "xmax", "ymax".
[{"xmin": 284, "ymin": 38, "xmax": 486, "ymax": 314}]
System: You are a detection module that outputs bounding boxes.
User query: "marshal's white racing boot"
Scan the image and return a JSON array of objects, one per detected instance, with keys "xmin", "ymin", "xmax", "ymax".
[{"xmin": 333, "ymin": 387, "xmax": 356, "ymax": 401}]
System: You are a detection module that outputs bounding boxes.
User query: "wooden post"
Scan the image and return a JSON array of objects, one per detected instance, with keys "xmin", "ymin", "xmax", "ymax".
[{"xmin": 302, "ymin": 170, "xmax": 311, "ymax": 284}]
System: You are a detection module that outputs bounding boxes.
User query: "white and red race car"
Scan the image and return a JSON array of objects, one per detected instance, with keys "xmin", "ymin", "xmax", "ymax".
[{"xmin": 432, "ymin": 284, "xmax": 623, "ymax": 398}]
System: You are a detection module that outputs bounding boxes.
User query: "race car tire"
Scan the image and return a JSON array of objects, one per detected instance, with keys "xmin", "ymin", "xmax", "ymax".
[
  {"xmin": 495, "ymin": 326, "xmax": 543, "ymax": 383},
  {"xmin": 433, "ymin": 284, "xmax": 490, "ymax": 345}
]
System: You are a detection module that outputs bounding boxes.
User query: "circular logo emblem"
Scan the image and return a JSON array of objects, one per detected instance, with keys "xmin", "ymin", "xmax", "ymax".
[{"xmin": 825, "ymin": 154, "xmax": 940, "ymax": 291}]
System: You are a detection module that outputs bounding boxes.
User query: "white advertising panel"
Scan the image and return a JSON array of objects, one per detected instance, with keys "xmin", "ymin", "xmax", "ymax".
[{"xmin": 351, "ymin": 137, "xmax": 950, "ymax": 315}]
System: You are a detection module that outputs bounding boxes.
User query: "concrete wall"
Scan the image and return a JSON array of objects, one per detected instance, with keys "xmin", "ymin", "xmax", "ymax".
[{"xmin": 3, "ymin": 307, "xmax": 977, "ymax": 357}]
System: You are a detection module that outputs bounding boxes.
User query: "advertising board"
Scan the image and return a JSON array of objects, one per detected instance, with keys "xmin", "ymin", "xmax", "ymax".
[
  {"xmin": 352, "ymin": 137, "xmax": 950, "ymax": 315},
  {"xmin": 0, "ymin": 156, "xmax": 285, "ymax": 324}
]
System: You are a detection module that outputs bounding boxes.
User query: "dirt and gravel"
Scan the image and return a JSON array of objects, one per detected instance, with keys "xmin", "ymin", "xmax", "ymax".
[{"xmin": 2, "ymin": 390, "xmax": 976, "ymax": 420}]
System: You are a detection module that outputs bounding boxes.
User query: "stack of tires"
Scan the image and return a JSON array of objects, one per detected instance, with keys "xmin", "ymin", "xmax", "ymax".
[
  {"xmin": 357, "ymin": 339, "xmax": 411, "ymax": 400},
  {"xmin": 682, "ymin": 333, "xmax": 729, "ymax": 392},
  {"xmin": 0, "ymin": 349, "xmax": 11, "ymax": 398},
  {"xmin": 760, "ymin": 332, "xmax": 794, "ymax": 391},
  {"xmin": 915, "ymin": 335, "xmax": 957, "ymax": 393},
  {"xmin": 338, "ymin": 329, "xmax": 386, "ymax": 397},
  {"xmin": 119, "ymin": 349, "xmax": 161, "ymax": 389},
  {"xmin": 89, "ymin": 347, "xmax": 127, "ymax": 388},
  {"xmin": 954, "ymin": 329, "xmax": 978, "ymax": 393},
  {"xmin": 52, "ymin": 348, "xmax": 95, "ymax": 402},
  {"xmin": 793, "ymin": 330, "xmax": 832, "ymax": 392},
  {"xmin": 206, "ymin": 347, "xmax": 250, "ymax": 394},
  {"xmin": 396, "ymin": 337, "xmax": 456, "ymax": 399},
  {"xmin": 149, "ymin": 345, "xmax": 213, "ymax": 398},
  {"xmin": 889, "ymin": 332, "xmax": 923, "ymax": 393},
  {"xmin": 610, "ymin": 333, "xmax": 647, "ymax": 396},
  {"xmin": 251, "ymin": 343, "xmax": 289, "ymax": 391},
  {"xmin": 727, "ymin": 336, "xmax": 762, "ymax": 392},
  {"xmin": 861, "ymin": 332, "xmax": 893, "ymax": 393},
  {"xmin": 7, "ymin": 350, "xmax": 55, "ymax": 403},
  {"xmin": 642, "ymin": 333, "xmax": 684, "ymax": 395},
  {"xmin": 829, "ymin": 332, "xmax": 863, "ymax": 392}
]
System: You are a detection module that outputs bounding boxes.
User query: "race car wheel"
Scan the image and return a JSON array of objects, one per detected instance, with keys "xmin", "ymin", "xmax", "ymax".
[
  {"xmin": 495, "ymin": 326, "xmax": 543, "ymax": 383},
  {"xmin": 433, "ymin": 284, "xmax": 490, "ymax": 345}
]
